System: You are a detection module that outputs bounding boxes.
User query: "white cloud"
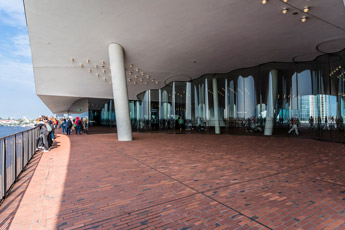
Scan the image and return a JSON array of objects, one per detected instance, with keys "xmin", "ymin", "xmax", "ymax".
[
  {"xmin": 0, "ymin": 59, "xmax": 34, "ymax": 86},
  {"xmin": 12, "ymin": 33, "xmax": 31, "ymax": 57},
  {"xmin": 0, "ymin": 0, "xmax": 26, "ymax": 27}
]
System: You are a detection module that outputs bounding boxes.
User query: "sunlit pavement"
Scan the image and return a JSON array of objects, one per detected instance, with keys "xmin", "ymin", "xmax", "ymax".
[{"xmin": 1, "ymin": 131, "xmax": 345, "ymax": 229}]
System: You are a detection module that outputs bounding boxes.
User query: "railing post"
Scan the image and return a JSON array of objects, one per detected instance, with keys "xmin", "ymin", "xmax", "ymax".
[{"xmin": 2, "ymin": 139, "xmax": 6, "ymax": 198}]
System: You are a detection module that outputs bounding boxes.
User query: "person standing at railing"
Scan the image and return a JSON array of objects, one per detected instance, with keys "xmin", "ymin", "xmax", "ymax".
[
  {"xmin": 36, "ymin": 123, "xmax": 50, "ymax": 152},
  {"xmin": 45, "ymin": 120, "xmax": 53, "ymax": 147}
]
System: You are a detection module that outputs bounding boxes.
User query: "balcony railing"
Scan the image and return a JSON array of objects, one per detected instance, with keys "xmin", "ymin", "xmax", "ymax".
[{"xmin": 0, "ymin": 126, "xmax": 39, "ymax": 201}]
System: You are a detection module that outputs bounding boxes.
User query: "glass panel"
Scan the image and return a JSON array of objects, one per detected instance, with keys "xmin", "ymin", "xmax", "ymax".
[
  {"xmin": 23, "ymin": 132, "xmax": 28, "ymax": 166},
  {"xmin": 16, "ymin": 134, "xmax": 22, "ymax": 176},
  {"xmin": 5, "ymin": 136, "xmax": 15, "ymax": 191}
]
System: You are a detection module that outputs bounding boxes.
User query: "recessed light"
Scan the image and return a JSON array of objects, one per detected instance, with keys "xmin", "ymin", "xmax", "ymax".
[
  {"xmin": 262, "ymin": 0, "xmax": 267, "ymax": 4},
  {"xmin": 80, "ymin": 63, "xmax": 83, "ymax": 67},
  {"xmin": 88, "ymin": 69, "xmax": 92, "ymax": 73},
  {"xmin": 70, "ymin": 58, "xmax": 75, "ymax": 62},
  {"xmin": 86, "ymin": 59, "xmax": 90, "ymax": 63},
  {"xmin": 301, "ymin": 16, "xmax": 307, "ymax": 22},
  {"xmin": 129, "ymin": 64, "xmax": 133, "ymax": 68},
  {"xmin": 303, "ymin": 6, "xmax": 309, "ymax": 13},
  {"xmin": 283, "ymin": 0, "xmax": 288, "ymax": 2},
  {"xmin": 94, "ymin": 65, "xmax": 98, "ymax": 69},
  {"xmin": 282, "ymin": 8, "xmax": 288, "ymax": 14}
]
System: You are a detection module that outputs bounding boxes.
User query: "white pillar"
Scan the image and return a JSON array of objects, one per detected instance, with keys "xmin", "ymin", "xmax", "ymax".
[
  {"xmin": 213, "ymin": 78, "xmax": 220, "ymax": 134},
  {"xmin": 264, "ymin": 69, "xmax": 278, "ymax": 136},
  {"xmin": 108, "ymin": 43, "xmax": 132, "ymax": 141},
  {"xmin": 186, "ymin": 82, "xmax": 192, "ymax": 120}
]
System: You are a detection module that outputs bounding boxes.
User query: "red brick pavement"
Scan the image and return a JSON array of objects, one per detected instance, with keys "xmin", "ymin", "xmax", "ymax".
[{"xmin": 1, "ymin": 132, "xmax": 345, "ymax": 229}]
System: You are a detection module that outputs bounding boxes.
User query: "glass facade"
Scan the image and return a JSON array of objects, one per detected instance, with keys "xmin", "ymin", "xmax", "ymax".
[{"xmin": 89, "ymin": 50, "xmax": 345, "ymax": 142}]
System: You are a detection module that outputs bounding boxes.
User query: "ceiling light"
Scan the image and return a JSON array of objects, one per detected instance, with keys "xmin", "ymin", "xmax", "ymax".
[
  {"xmin": 86, "ymin": 59, "xmax": 90, "ymax": 63},
  {"xmin": 129, "ymin": 64, "xmax": 133, "ymax": 68},
  {"xmin": 139, "ymin": 78, "xmax": 143, "ymax": 82},
  {"xmin": 144, "ymin": 81, "xmax": 148, "ymax": 85},
  {"xmin": 283, "ymin": 0, "xmax": 288, "ymax": 2},
  {"xmin": 80, "ymin": 64, "xmax": 83, "ymax": 68},
  {"xmin": 96, "ymin": 73, "xmax": 100, "ymax": 77},
  {"xmin": 102, "ymin": 61, "xmax": 105, "ymax": 65},
  {"xmin": 94, "ymin": 65, "xmax": 98, "ymax": 69},
  {"xmin": 303, "ymin": 6, "xmax": 309, "ymax": 13},
  {"xmin": 155, "ymin": 81, "xmax": 159, "ymax": 84},
  {"xmin": 133, "ymin": 81, "xmax": 137, "ymax": 84},
  {"xmin": 135, "ymin": 68, "xmax": 139, "ymax": 72},
  {"xmin": 141, "ymin": 72, "xmax": 144, "ymax": 76},
  {"xmin": 146, "ymin": 75, "xmax": 150, "ymax": 79},
  {"xmin": 103, "ymin": 78, "xmax": 106, "ymax": 82},
  {"xmin": 282, "ymin": 8, "xmax": 288, "ymax": 14},
  {"xmin": 70, "ymin": 58, "xmax": 75, "ymax": 62},
  {"xmin": 88, "ymin": 69, "xmax": 92, "ymax": 73},
  {"xmin": 301, "ymin": 16, "xmax": 307, "ymax": 22},
  {"xmin": 134, "ymin": 75, "xmax": 138, "ymax": 79},
  {"xmin": 102, "ymin": 70, "xmax": 106, "ymax": 74},
  {"xmin": 128, "ymin": 78, "xmax": 131, "ymax": 82},
  {"xmin": 262, "ymin": 0, "xmax": 267, "ymax": 4},
  {"xmin": 129, "ymin": 71, "xmax": 132, "ymax": 75},
  {"xmin": 109, "ymin": 81, "xmax": 112, "ymax": 85}
]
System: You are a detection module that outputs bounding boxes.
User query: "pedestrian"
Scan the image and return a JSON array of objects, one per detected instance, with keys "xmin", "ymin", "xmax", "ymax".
[
  {"xmin": 62, "ymin": 119, "xmax": 67, "ymax": 134},
  {"xmin": 288, "ymin": 115, "xmax": 299, "ymax": 135},
  {"xmin": 75, "ymin": 117, "xmax": 82, "ymax": 135},
  {"xmin": 67, "ymin": 118, "xmax": 72, "ymax": 135}
]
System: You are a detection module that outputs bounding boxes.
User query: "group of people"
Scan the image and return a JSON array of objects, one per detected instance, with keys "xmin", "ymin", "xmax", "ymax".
[
  {"xmin": 35, "ymin": 116, "xmax": 88, "ymax": 153},
  {"xmin": 60, "ymin": 117, "xmax": 87, "ymax": 135},
  {"xmin": 35, "ymin": 116, "xmax": 57, "ymax": 152}
]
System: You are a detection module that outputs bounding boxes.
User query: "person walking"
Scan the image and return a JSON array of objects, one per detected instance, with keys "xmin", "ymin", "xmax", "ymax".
[
  {"xmin": 288, "ymin": 115, "xmax": 299, "ymax": 135},
  {"xmin": 66, "ymin": 118, "xmax": 72, "ymax": 135},
  {"xmin": 75, "ymin": 117, "xmax": 82, "ymax": 135},
  {"xmin": 62, "ymin": 119, "xmax": 67, "ymax": 134}
]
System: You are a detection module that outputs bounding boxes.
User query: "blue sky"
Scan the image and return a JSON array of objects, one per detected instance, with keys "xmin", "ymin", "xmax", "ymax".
[{"xmin": 0, "ymin": 0, "xmax": 52, "ymax": 119}]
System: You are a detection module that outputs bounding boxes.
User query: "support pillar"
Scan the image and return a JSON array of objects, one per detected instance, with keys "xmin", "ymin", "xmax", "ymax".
[
  {"xmin": 264, "ymin": 69, "xmax": 278, "ymax": 136},
  {"xmin": 213, "ymin": 78, "xmax": 220, "ymax": 134},
  {"xmin": 108, "ymin": 43, "xmax": 132, "ymax": 141}
]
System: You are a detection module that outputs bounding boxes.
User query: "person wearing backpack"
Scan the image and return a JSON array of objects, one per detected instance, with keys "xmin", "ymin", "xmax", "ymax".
[
  {"xmin": 75, "ymin": 117, "xmax": 82, "ymax": 135},
  {"xmin": 67, "ymin": 118, "xmax": 72, "ymax": 135}
]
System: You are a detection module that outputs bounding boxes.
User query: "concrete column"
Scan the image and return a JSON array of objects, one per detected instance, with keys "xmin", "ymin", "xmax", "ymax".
[
  {"xmin": 186, "ymin": 82, "xmax": 192, "ymax": 120},
  {"xmin": 213, "ymin": 78, "xmax": 220, "ymax": 134},
  {"xmin": 264, "ymin": 69, "xmax": 278, "ymax": 136},
  {"xmin": 108, "ymin": 43, "xmax": 132, "ymax": 141}
]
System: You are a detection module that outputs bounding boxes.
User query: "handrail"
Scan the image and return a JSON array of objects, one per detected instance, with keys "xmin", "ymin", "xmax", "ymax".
[
  {"xmin": 0, "ymin": 126, "xmax": 40, "ymax": 202},
  {"xmin": 0, "ymin": 126, "xmax": 36, "ymax": 140}
]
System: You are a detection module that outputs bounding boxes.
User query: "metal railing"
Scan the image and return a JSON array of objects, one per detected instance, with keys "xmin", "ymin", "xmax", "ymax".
[{"xmin": 0, "ymin": 126, "xmax": 39, "ymax": 201}]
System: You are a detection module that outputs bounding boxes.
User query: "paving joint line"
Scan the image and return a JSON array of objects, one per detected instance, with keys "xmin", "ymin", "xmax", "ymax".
[
  {"xmin": 74, "ymin": 193, "xmax": 200, "ymax": 229},
  {"xmin": 121, "ymin": 152, "xmax": 273, "ymax": 230}
]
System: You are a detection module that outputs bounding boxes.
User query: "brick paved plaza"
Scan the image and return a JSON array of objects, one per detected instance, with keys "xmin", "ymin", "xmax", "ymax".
[{"xmin": 1, "ymin": 132, "xmax": 345, "ymax": 229}]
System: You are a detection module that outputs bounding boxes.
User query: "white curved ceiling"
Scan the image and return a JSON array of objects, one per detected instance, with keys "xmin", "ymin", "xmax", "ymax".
[{"xmin": 24, "ymin": 0, "xmax": 345, "ymax": 113}]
